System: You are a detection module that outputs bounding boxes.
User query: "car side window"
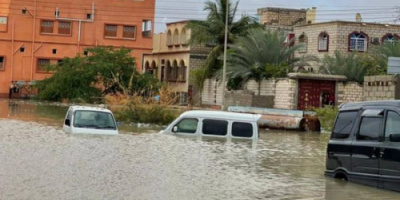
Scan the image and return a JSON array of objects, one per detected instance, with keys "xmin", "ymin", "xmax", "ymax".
[
  {"xmin": 358, "ymin": 117, "xmax": 382, "ymax": 141},
  {"xmin": 332, "ymin": 111, "xmax": 358, "ymax": 139},
  {"xmin": 202, "ymin": 119, "xmax": 228, "ymax": 136},
  {"xmin": 65, "ymin": 110, "xmax": 72, "ymax": 126},
  {"xmin": 385, "ymin": 111, "xmax": 400, "ymax": 140},
  {"xmin": 175, "ymin": 118, "xmax": 198, "ymax": 134},
  {"xmin": 232, "ymin": 122, "xmax": 253, "ymax": 138}
]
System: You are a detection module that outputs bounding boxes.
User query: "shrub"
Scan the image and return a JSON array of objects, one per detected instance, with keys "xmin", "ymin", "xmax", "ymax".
[{"xmin": 314, "ymin": 106, "xmax": 339, "ymax": 132}]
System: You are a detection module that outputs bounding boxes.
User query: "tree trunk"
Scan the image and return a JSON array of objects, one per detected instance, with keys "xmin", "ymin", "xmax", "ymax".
[{"xmin": 258, "ymin": 81, "xmax": 261, "ymax": 96}]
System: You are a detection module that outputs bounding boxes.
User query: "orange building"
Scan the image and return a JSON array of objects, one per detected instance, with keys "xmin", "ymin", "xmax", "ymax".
[{"xmin": 0, "ymin": 0, "xmax": 155, "ymax": 97}]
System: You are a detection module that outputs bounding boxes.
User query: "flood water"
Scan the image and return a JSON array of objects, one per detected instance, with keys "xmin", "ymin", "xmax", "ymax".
[{"xmin": 0, "ymin": 99, "xmax": 399, "ymax": 199}]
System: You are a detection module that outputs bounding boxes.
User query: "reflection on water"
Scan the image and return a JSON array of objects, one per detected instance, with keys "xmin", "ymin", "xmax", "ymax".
[{"xmin": 0, "ymin": 99, "xmax": 399, "ymax": 199}]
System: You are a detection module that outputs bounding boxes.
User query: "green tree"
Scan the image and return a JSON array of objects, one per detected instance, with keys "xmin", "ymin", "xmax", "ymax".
[
  {"xmin": 86, "ymin": 47, "xmax": 138, "ymax": 95},
  {"xmin": 186, "ymin": 0, "xmax": 261, "ymax": 90},
  {"xmin": 220, "ymin": 29, "xmax": 306, "ymax": 95},
  {"xmin": 35, "ymin": 56, "xmax": 101, "ymax": 103},
  {"xmin": 320, "ymin": 50, "xmax": 368, "ymax": 84},
  {"xmin": 36, "ymin": 47, "xmax": 162, "ymax": 102}
]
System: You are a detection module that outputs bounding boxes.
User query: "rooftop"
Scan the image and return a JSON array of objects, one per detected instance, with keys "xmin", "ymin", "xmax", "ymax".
[
  {"xmin": 295, "ymin": 20, "xmax": 400, "ymax": 28},
  {"xmin": 69, "ymin": 106, "xmax": 112, "ymax": 113},
  {"xmin": 258, "ymin": 7, "xmax": 308, "ymax": 13},
  {"xmin": 340, "ymin": 100, "xmax": 400, "ymax": 110},
  {"xmin": 180, "ymin": 110, "xmax": 261, "ymax": 121}
]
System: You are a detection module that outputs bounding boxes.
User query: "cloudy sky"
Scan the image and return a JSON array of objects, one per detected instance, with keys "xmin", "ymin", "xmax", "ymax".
[{"xmin": 154, "ymin": 0, "xmax": 400, "ymax": 33}]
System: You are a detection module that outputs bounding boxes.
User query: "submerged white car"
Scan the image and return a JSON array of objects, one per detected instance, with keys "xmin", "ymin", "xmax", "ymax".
[
  {"xmin": 63, "ymin": 106, "xmax": 119, "ymax": 135},
  {"xmin": 161, "ymin": 110, "xmax": 261, "ymax": 139}
]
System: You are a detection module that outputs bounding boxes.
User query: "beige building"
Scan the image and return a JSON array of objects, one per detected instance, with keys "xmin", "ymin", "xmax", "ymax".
[
  {"xmin": 294, "ymin": 21, "xmax": 400, "ymax": 72},
  {"xmin": 143, "ymin": 21, "xmax": 209, "ymax": 104},
  {"xmin": 257, "ymin": 7, "xmax": 316, "ymax": 31}
]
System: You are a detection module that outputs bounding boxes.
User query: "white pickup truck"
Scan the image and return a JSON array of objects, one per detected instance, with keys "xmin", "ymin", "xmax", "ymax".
[{"xmin": 63, "ymin": 106, "xmax": 119, "ymax": 135}]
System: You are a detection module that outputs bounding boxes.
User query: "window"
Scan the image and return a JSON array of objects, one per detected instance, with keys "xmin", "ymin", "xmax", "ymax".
[
  {"xmin": 87, "ymin": 13, "xmax": 92, "ymax": 20},
  {"xmin": 385, "ymin": 111, "xmax": 400, "ymax": 139},
  {"xmin": 174, "ymin": 118, "xmax": 198, "ymax": 134},
  {"xmin": 73, "ymin": 111, "xmax": 116, "ymax": 130},
  {"xmin": 20, "ymin": 47, "xmax": 25, "ymax": 53},
  {"xmin": 298, "ymin": 34, "xmax": 307, "ymax": 53},
  {"xmin": 202, "ymin": 119, "xmax": 228, "ymax": 136},
  {"xmin": 173, "ymin": 60, "xmax": 178, "ymax": 81},
  {"xmin": 65, "ymin": 111, "xmax": 72, "ymax": 126},
  {"xmin": 167, "ymin": 30, "xmax": 172, "ymax": 46},
  {"xmin": 0, "ymin": 56, "xmax": 4, "ymax": 70},
  {"xmin": 52, "ymin": 49, "xmax": 57, "ymax": 54},
  {"xmin": 179, "ymin": 61, "xmax": 186, "ymax": 81},
  {"xmin": 349, "ymin": 32, "xmax": 367, "ymax": 52},
  {"xmin": 382, "ymin": 34, "xmax": 399, "ymax": 44},
  {"xmin": 123, "ymin": 26, "xmax": 136, "ymax": 39},
  {"xmin": 318, "ymin": 32, "xmax": 329, "ymax": 51},
  {"xmin": 332, "ymin": 111, "xmax": 358, "ymax": 139},
  {"xmin": 105, "ymin": 24, "xmax": 117, "ymax": 37},
  {"xmin": 58, "ymin": 21, "xmax": 71, "ymax": 35},
  {"xmin": 181, "ymin": 28, "xmax": 187, "ymax": 45},
  {"xmin": 232, "ymin": 122, "xmax": 253, "ymax": 138},
  {"xmin": 58, "ymin": 60, "xmax": 63, "ymax": 66},
  {"xmin": 142, "ymin": 20, "xmax": 152, "ymax": 38},
  {"xmin": 358, "ymin": 117, "xmax": 382, "ymax": 141},
  {"xmin": 41, "ymin": 20, "xmax": 54, "ymax": 34},
  {"xmin": 173, "ymin": 29, "xmax": 179, "ymax": 45},
  {"xmin": 37, "ymin": 59, "xmax": 50, "ymax": 72},
  {"xmin": 0, "ymin": 16, "xmax": 7, "ymax": 24}
]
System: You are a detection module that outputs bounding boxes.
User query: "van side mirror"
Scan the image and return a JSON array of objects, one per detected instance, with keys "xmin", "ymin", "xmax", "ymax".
[
  {"xmin": 172, "ymin": 126, "xmax": 178, "ymax": 132},
  {"xmin": 390, "ymin": 134, "xmax": 400, "ymax": 142},
  {"xmin": 65, "ymin": 119, "xmax": 71, "ymax": 126}
]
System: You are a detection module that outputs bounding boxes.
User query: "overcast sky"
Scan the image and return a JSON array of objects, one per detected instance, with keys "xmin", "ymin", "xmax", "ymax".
[{"xmin": 154, "ymin": 0, "xmax": 400, "ymax": 33}]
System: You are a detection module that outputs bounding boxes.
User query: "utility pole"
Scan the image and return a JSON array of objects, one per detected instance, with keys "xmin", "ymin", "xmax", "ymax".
[{"xmin": 221, "ymin": 0, "xmax": 229, "ymax": 111}]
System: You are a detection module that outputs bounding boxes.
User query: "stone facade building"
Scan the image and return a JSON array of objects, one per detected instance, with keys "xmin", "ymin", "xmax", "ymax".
[
  {"xmin": 143, "ymin": 21, "xmax": 209, "ymax": 105},
  {"xmin": 294, "ymin": 21, "xmax": 400, "ymax": 72},
  {"xmin": 257, "ymin": 7, "xmax": 316, "ymax": 31}
]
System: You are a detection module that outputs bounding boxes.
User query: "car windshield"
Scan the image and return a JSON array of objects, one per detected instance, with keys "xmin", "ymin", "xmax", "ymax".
[{"xmin": 73, "ymin": 110, "xmax": 116, "ymax": 130}]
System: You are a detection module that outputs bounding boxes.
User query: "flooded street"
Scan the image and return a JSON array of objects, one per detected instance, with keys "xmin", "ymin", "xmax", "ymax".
[{"xmin": 0, "ymin": 99, "xmax": 399, "ymax": 199}]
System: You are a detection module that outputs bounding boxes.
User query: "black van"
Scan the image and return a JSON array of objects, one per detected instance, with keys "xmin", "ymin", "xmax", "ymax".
[{"xmin": 326, "ymin": 101, "xmax": 400, "ymax": 192}]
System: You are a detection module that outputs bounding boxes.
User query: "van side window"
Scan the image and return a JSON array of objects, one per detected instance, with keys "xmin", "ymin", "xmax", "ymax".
[
  {"xmin": 232, "ymin": 122, "xmax": 253, "ymax": 138},
  {"xmin": 385, "ymin": 111, "xmax": 400, "ymax": 139},
  {"xmin": 202, "ymin": 119, "xmax": 228, "ymax": 136},
  {"xmin": 358, "ymin": 117, "xmax": 382, "ymax": 141},
  {"xmin": 332, "ymin": 111, "xmax": 358, "ymax": 139},
  {"xmin": 175, "ymin": 118, "xmax": 198, "ymax": 134}
]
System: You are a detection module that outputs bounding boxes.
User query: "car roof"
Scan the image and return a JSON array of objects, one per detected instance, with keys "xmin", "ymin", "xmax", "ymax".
[
  {"xmin": 69, "ymin": 105, "xmax": 113, "ymax": 113},
  {"xmin": 340, "ymin": 100, "xmax": 400, "ymax": 110},
  {"xmin": 180, "ymin": 110, "xmax": 261, "ymax": 121}
]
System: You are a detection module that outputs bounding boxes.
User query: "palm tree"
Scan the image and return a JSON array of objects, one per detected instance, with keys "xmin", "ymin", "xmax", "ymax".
[
  {"xmin": 186, "ymin": 0, "xmax": 260, "ymax": 78},
  {"xmin": 220, "ymin": 28, "xmax": 306, "ymax": 95},
  {"xmin": 320, "ymin": 50, "xmax": 367, "ymax": 84}
]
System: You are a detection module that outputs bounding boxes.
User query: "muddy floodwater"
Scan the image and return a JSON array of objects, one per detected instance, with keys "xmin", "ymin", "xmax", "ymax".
[{"xmin": 0, "ymin": 99, "xmax": 399, "ymax": 199}]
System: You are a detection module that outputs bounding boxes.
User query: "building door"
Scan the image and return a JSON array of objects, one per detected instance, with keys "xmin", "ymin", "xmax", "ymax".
[{"xmin": 298, "ymin": 79, "xmax": 336, "ymax": 110}]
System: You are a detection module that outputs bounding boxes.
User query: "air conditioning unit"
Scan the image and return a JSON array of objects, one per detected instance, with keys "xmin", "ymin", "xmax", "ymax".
[{"xmin": 371, "ymin": 37, "xmax": 380, "ymax": 44}]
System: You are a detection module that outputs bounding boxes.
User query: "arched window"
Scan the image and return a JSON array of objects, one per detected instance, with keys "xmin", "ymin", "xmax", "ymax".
[
  {"xmin": 382, "ymin": 33, "xmax": 400, "ymax": 44},
  {"xmin": 349, "ymin": 32, "xmax": 368, "ymax": 52},
  {"xmin": 167, "ymin": 30, "xmax": 172, "ymax": 46},
  {"xmin": 318, "ymin": 32, "xmax": 329, "ymax": 52},
  {"xmin": 173, "ymin": 60, "xmax": 178, "ymax": 81},
  {"xmin": 151, "ymin": 60, "xmax": 157, "ymax": 78},
  {"xmin": 166, "ymin": 60, "xmax": 172, "ymax": 81},
  {"xmin": 181, "ymin": 28, "xmax": 187, "ymax": 45},
  {"xmin": 179, "ymin": 60, "xmax": 186, "ymax": 82},
  {"xmin": 144, "ymin": 61, "xmax": 150, "ymax": 73},
  {"xmin": 173, "ymin": 29, "xmax": 179, "ymax": 45},
  {"xmin": 298, "ymin": 33, "xmax": 307, "ymax": 53}
]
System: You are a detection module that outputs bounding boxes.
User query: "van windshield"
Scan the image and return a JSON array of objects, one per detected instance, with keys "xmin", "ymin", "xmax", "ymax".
[{"xmin": 73, "ymin": 110, "xmax": 116, "ymax": 130}]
